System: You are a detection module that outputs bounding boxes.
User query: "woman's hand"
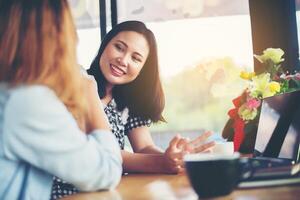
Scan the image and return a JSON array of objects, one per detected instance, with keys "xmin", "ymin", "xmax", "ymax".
[
  {"xmin": 163, "ymin": 131, "xmax": 215, "ymax": 174},
  {"xmin": 184, "ymin": 131, "xmax": 215, "ymax": 154},
  {"xmin": 163, "ymin": 135, "xmax": 189, "ymax": 173}
]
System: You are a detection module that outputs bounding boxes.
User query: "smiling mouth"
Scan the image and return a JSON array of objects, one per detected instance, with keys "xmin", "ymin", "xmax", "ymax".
[{"xmin": 110, "ymin": 64, "xmax": 126, "ymax": 77}]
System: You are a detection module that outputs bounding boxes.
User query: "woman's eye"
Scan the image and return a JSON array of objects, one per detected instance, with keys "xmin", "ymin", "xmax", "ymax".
[
  {"xmin": 132, "ymin": 56, "xmax": 141, "ymax": 63},
  {"xmin": 115, "ymin": 44, "xmax": 124, "ymax": 52}
]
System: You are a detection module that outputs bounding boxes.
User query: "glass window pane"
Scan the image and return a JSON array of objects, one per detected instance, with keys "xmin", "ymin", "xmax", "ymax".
[
  {"xmin": 118, "ymin": 0, "xmax": 253, "ymax": 149},
  {"xmin": 117, "ymin": 0, "xmax": 253, "ymax": 148},
  {"xmin": 68, "ymin": 0, "xmax": 101, "ymax": 68},
  {"xmin": 117, "ymin": 0, "xmax": 249, "ymax": 22}
]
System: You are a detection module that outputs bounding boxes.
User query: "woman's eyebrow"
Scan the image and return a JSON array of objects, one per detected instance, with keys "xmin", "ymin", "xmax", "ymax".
[
  {"xmin": 116, "ymin": 40, "xmax": 144, "ymax": 58},
  {"xmin": 116, "ymin": 40, "xmax": 128, "ymax": 47}
]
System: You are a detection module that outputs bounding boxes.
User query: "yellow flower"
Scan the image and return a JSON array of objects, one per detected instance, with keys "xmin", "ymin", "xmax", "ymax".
[
  {"xmin": 268, "ymin": 81, "xmax": 281, "ymax": 93},
  {"xmin": 249, "ymin": 73, "xmax": 281, "ymax": 98},
  {"xmin": 240, "ymin": 71, "xmax": 255, "ymax": 80},
  {"xmin": 254, "ymin": 48, "xmax": 284, "ymax": 64},
  {"xmin": 250, "ymin": 73, "xmax": 270, "ymax": 98}
]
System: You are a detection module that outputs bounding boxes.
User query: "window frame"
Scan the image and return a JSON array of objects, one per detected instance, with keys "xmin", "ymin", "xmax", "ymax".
[{"xmin": 103, "ymin": 0, "xmax": 300, "ymax": 72}]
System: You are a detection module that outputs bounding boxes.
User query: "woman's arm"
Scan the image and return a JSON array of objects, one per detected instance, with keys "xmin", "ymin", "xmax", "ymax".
[
  {"xmin": 3, "ymin": 86, "xmax": 122, "ymax": 191},
  {"xmin": 124, "ymin": 126, "xmax": 174, "ymax": 173},
  {"xmin": 122, "ymin": 134, "xmax": 188, "ymax": 173},
  {"xmin": 121, "ymin": 151, "xmax": 172, "ymax": 173},
  {"xmin": 124, "ymin": 126, "xmax": 215, "ymax": 174},
  {"xmin": 127, "ymin": 126, "xmax": 163, "ymax": 153}
]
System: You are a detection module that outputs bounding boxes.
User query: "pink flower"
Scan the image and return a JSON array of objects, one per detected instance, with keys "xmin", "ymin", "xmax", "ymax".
[
  {"xmin": 246, "ymin": 98, "xmax": 261, "ymax": 109},
  {"xmin": 285, "ymin": 75, "xmax": 294, "ymax": 80},
  {"xmin": 281, "ymin": 73, "xmax": 300, "ymax": 81},
  {"xmin": 295, "ymin": 73, "xmax": 300, "ymax": 80}
]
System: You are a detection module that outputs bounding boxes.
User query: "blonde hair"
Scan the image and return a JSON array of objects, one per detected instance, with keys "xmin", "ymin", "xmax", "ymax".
[{"xmin": 0, "ymin": 0, "xmax": 86, "ymax": 118}]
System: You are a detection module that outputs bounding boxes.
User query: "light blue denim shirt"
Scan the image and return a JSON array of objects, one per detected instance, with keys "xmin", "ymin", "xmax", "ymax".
[{"xmin": 0, "ymin": 84, "xmax": 122, "ymax": 200}]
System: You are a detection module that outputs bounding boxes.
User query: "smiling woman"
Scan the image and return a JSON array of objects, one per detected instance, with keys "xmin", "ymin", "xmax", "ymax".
[
  {"xmin": 70, "ymin": 1, "xmax": 254, "ymax": 142},
  {"xmin": 108, "ymin": 0, "xmax": 255, "ymax": 145},
  {"xmin": 99, "ymin": 31, "xmax": 150, "ymax": 85},
  {"xmin": 52, "ymin": 20, "xmax": 215, "ymax": 199}
]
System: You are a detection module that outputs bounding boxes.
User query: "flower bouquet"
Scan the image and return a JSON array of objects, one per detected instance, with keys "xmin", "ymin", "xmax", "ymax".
[{"xmin": 222, "ymin": 48, "xmax": 300, "ymax": 153}]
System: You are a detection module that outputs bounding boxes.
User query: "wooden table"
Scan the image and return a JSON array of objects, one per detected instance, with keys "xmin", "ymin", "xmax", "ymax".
[{"xmin": 62, "ymin": 173, "xmax": 300, "ymax": 200}]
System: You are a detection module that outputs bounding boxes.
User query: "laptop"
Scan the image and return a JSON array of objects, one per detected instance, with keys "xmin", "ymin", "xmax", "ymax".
[{"xmin": 238, "ymin": 90, "xmax": 300, "ymax": 187}]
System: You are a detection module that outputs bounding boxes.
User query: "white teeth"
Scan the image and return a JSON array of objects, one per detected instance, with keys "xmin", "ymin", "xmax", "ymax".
[{"xmin": 111, "ymin": 64, "xmax": 125, "ymax": 75}]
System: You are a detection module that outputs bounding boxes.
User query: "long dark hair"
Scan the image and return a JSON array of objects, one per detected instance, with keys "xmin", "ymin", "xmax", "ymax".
[{"xmin": 87, "ymin": 21, "xmax": 165, "ymax": 122}]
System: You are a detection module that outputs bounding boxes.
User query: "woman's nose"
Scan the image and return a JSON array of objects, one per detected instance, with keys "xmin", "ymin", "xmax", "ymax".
[{"xmin": 117, "ymin": 55, "xmax": 129, "ymax": 67}]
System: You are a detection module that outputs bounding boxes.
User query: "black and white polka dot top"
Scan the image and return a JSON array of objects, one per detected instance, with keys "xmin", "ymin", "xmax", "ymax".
[
  {"xmin": 50, "ymin": 99, "xmax": 151, "ymax": 200},
  {"xmin": 104, "ymin": 99, "xmax": 151, "ymax": 149}
]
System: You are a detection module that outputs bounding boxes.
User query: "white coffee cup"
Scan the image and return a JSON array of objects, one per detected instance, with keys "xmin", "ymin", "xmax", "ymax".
[{"xmin": 211, "ymin": 141, "xmax": 234, "ymax": 155}]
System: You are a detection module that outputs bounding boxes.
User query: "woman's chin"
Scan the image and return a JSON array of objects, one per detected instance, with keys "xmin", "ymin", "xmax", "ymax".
[{"xmin": 106, "ymin": 76, "xmax": 126, "ymax": 85}]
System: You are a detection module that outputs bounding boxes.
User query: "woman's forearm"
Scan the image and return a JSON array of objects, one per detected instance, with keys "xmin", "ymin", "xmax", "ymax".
[
  {"xmin": 121, "ymin": 150, "xmax": 172, "ymax": 174},
  {"xmin": 135, "ymin": 145, "xmax": 163, "ymax": 154}
]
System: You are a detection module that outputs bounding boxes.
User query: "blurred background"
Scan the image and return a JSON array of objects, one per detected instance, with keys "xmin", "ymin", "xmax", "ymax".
[{"xmin": 67, "ymin": 0, "xmax": 300, "ymax": 149}]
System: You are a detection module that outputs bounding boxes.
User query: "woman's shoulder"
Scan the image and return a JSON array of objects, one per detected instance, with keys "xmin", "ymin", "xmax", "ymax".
[
  {"xmin": 6, "ymin": 85, "xmax": 64, "ymax": 117},
  {"xmin": 0, "ymin": 84, "xmax": 57, "ymax": 104},
  {"xmin": 10, "ymin": 85, "xmax": 57, "ymax": 104},
  {"xmin": 12, "ymin": 84, "xmax": 54, "ymax": 94}
]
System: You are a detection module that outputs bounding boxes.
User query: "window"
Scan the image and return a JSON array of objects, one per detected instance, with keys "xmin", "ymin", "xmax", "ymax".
[
  {"xmin": 117, "ymin": 0, "xmax": 253, "ymax": 148},
  {"xmin": 68, "ymin": 0, "xmax": 101, "ymax": 68}
]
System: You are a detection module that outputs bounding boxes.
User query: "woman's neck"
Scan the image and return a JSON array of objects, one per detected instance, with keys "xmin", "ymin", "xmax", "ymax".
[{"xmin": 101, "ymin": 84, "xmax": 113, "ymax": 105}]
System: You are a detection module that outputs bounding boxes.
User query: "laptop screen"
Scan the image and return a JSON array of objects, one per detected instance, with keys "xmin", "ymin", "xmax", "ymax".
[{"xmin": 254, "ymin": 90, "xmax": 300, "ymax": 162}]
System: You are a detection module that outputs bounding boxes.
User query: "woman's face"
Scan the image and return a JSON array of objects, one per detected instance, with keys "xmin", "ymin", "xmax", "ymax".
[{"xmin": 99, "ymin": 31, "xmax": 150, "ymax": 86}]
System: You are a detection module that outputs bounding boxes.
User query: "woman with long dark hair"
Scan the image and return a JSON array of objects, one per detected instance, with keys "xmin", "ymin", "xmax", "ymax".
[
  {"xmin": 52, "ymin": 20, "xmax": 215, "ymax": 199},
  {"xmin": 87, "ymin": 20, "xmax": 215, "ymax": 172}
]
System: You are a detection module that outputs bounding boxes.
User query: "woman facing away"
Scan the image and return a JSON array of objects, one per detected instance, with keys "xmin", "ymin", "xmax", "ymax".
[
  {"xmin": 53, "ymin": 20, "xmax": 215, "ymax": 198},
  {"xmin": 0, "ymin": 0, "xmax": 122, "ymax": 200}
]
